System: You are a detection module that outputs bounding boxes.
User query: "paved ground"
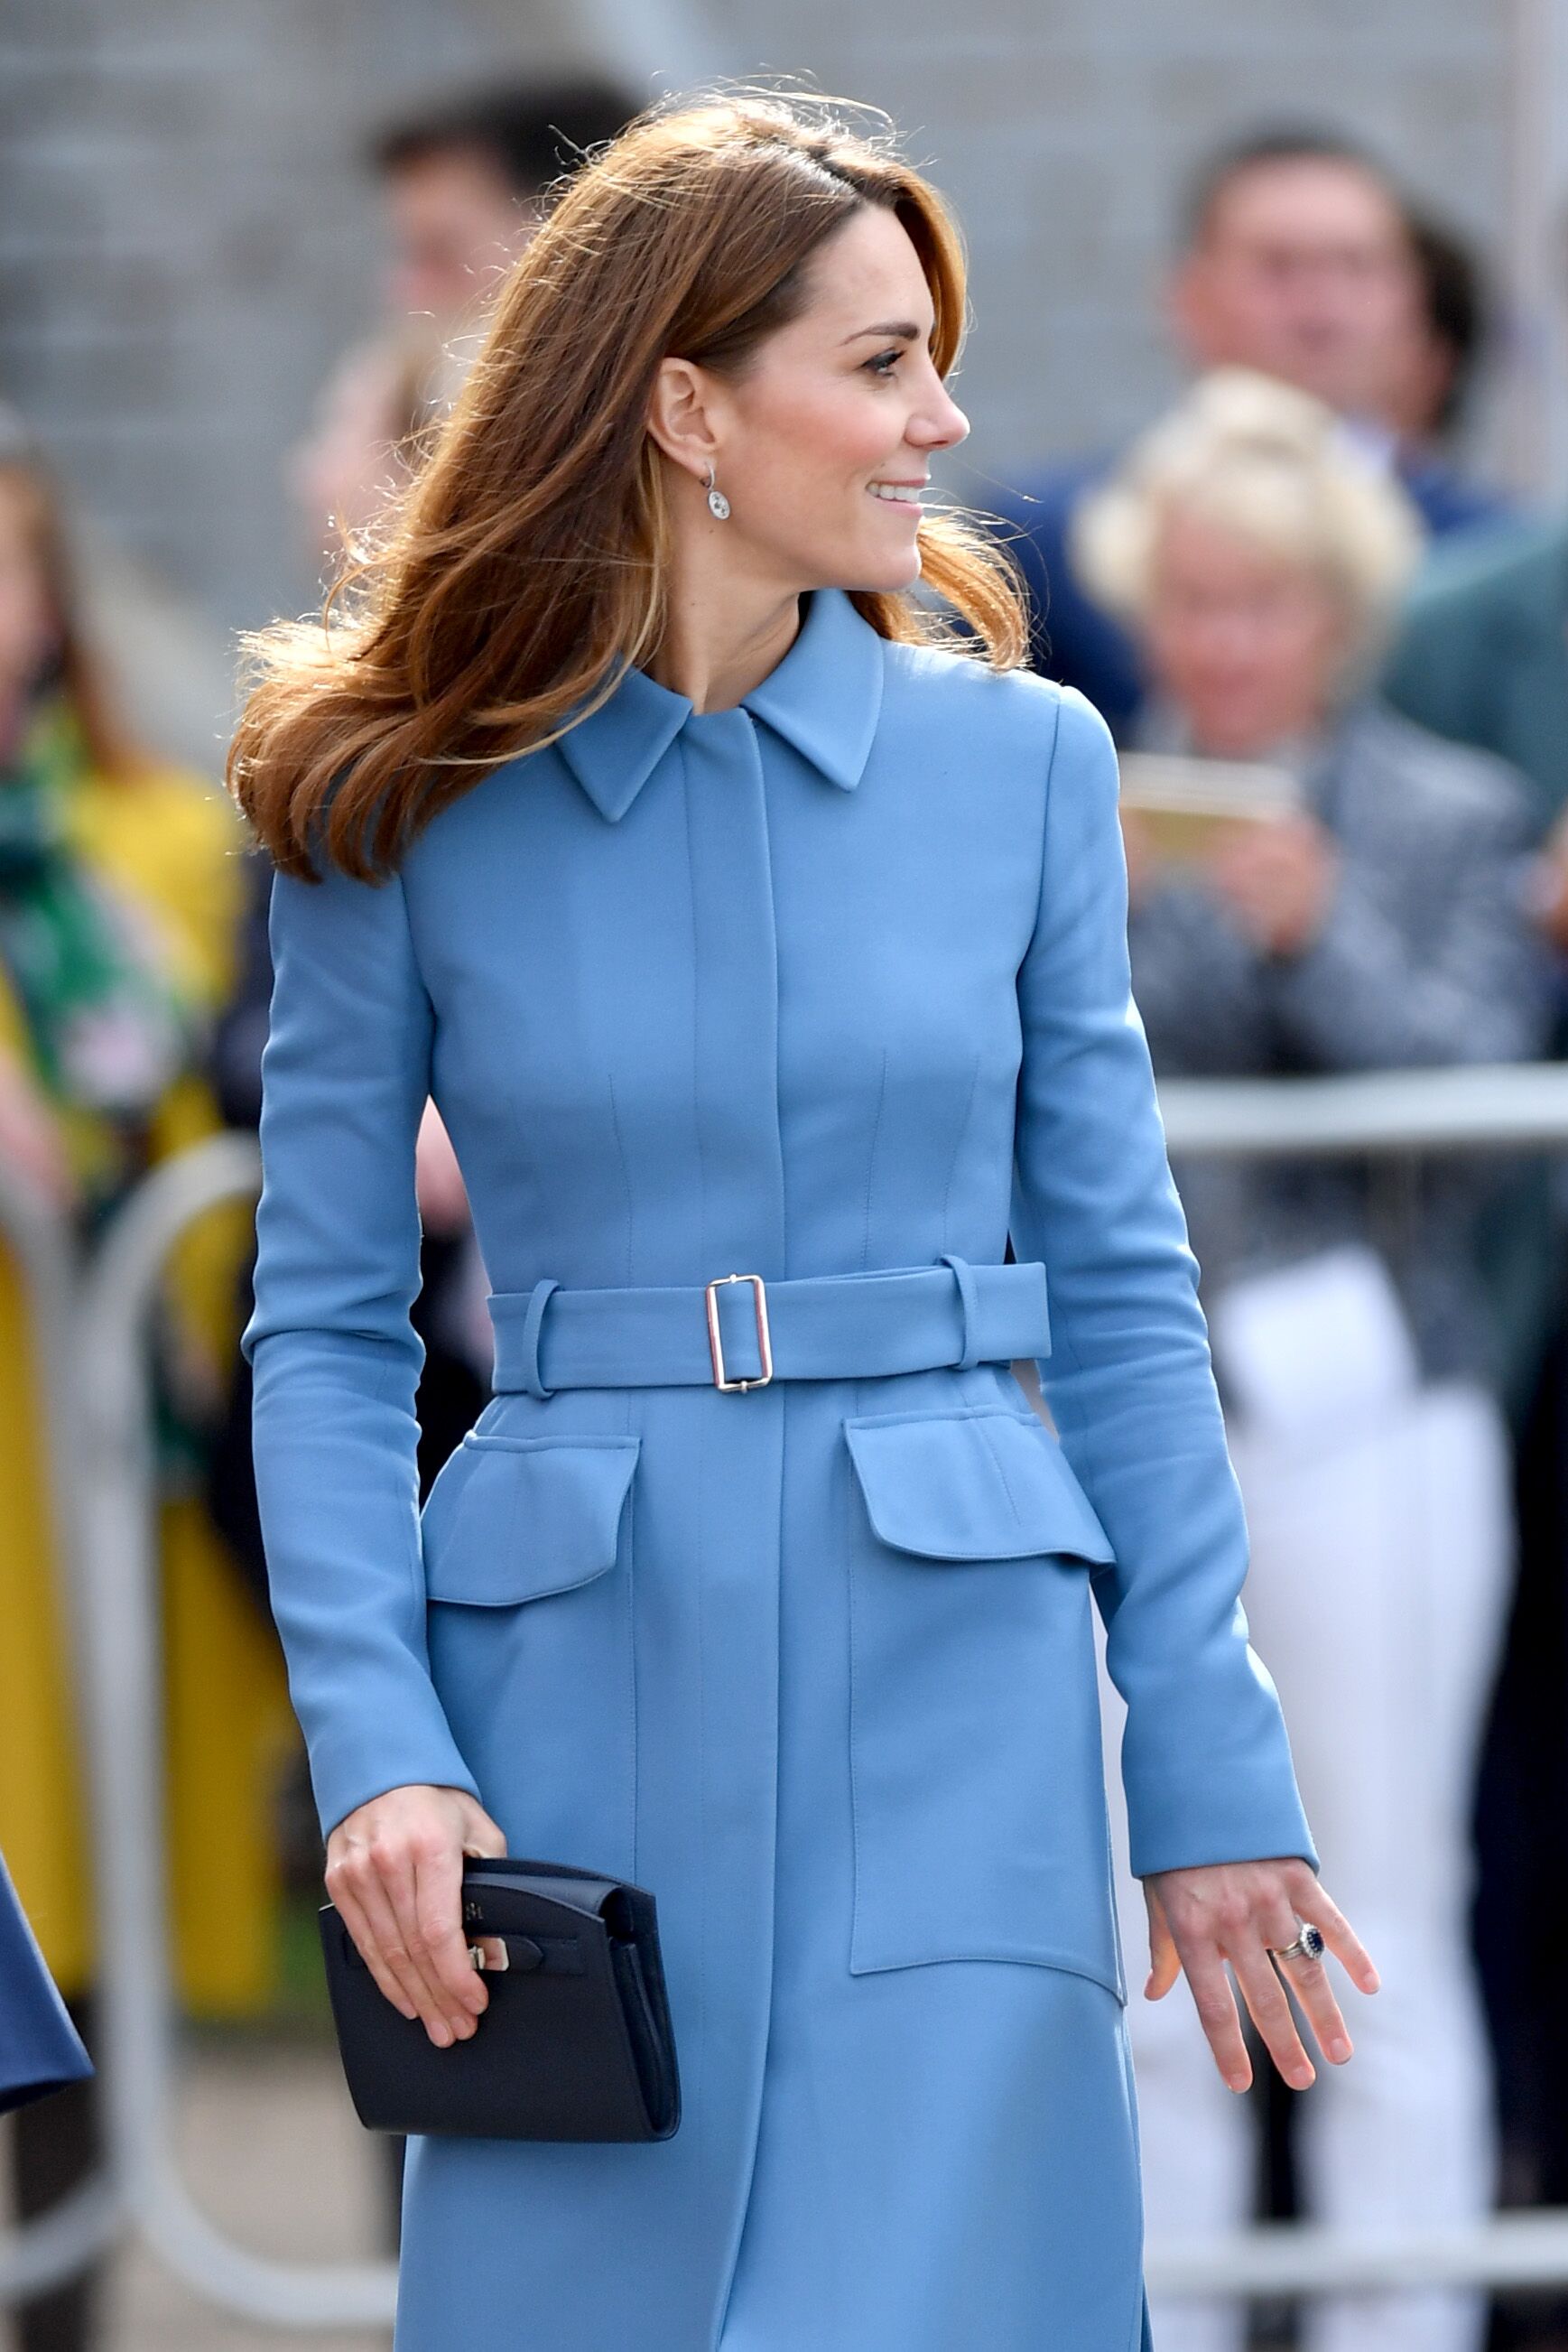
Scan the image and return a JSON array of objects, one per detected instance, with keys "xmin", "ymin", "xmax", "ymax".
[{"xmin": 5, "ymin": 2036, "xmax": 394, "ymax": 2351}]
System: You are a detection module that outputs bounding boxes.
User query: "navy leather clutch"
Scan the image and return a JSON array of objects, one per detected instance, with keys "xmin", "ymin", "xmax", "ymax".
[{"xmin": 318, "ymin": 1857, "xmax": 680, "ymax": 2142}]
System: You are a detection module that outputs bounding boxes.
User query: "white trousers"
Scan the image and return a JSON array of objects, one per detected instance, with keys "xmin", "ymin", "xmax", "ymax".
[{"xmin": 1102, "ymin": 1379, "xmax": 1512, "ymax": 2352}]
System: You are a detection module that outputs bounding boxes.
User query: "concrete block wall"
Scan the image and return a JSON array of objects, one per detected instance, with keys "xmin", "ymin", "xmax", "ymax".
[
  {"xmin": 0, "ymin": 0, "xmax": 1517, "ymax": 645},
  {"xmin": 728, "ymin": 0, "xmax": 1514, "ymax": 514}
]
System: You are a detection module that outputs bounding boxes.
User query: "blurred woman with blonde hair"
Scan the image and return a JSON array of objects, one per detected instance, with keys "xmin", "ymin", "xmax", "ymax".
[{"xmin": 1075, "ymin": 368, "xmax": 1549, "ymax": 2352}]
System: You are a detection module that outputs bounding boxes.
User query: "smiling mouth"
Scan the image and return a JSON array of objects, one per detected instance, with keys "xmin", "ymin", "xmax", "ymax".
[{"xmin": 868, "ymin": 482, "xmax": 925, "ymax": 504}]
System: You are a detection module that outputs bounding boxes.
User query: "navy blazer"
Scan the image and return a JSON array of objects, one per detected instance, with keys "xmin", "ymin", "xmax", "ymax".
[{"xmin": 0, "ymin": 1851, "xmax": 91, "ymax": 2115}]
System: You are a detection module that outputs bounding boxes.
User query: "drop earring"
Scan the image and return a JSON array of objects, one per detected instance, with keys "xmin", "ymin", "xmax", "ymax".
[{"xmin": 704, "ymin": 462, "xmax": 730, "ymax": 522}]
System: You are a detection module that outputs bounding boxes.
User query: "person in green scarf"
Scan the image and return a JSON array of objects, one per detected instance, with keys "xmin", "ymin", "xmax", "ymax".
[
  {"xmin": 0, "ymin": 685, "xmax": 189, "ymax": 1221},
  {"xmin": 0, "ymin": 415, "xmax": 275, "ymax": 2352}
]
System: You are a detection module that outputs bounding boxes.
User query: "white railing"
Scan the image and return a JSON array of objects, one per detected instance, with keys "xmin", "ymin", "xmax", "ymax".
[
  {"xmin": 71, "ymin": 1133, "xmax": 395, "ymax": 2326},
  {"xmin": 12, "ymin": 1063, "xmax": 1568, "ymax": 2319}
]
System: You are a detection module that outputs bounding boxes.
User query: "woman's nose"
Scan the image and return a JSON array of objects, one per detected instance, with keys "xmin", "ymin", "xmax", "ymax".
[{"xmin": 912, "ymin": 391, "xmax": 970, "ymax": 451}]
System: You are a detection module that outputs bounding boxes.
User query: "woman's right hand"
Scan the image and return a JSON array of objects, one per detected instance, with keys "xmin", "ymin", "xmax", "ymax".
[{"xmin": 324, "ymin": 1783, "xmax": 506, "ymax": 2047}]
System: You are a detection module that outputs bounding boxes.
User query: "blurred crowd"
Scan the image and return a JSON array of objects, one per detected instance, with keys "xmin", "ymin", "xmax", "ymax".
[{"xmin": 5, "ymin": 73, "xmax": 1568, "ymax": 2352}]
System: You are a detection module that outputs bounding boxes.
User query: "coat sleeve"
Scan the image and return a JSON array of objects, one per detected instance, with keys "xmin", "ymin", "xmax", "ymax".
[
  {"xmin": 239, "ymin": 858, "xmax": 481, "ymax": 1840},
  {"xmin": 1009, "ymin": 685, "xmax": 1316, "ymax": 1881}
]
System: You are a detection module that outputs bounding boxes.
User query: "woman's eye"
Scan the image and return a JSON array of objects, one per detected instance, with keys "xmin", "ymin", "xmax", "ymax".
[{"xmin": 864, "ymin": 349, "xmax": 902, "ymax": 377}]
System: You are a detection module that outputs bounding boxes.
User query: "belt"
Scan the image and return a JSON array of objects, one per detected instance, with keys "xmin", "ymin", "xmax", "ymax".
[{"xmin": 487, "ymin": 1255, "xmax": 1049, "ymax": 1398}]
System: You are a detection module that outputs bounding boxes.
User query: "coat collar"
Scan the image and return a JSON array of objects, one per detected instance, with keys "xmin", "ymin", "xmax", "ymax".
[{"xmin": 556, "ymin": 586, "xmax": 885, "ymax": 823}]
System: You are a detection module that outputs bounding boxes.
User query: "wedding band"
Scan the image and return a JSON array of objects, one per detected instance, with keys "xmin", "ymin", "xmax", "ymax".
[{"xmin": 1273, "ymin": 1923, "xmax": 1325, "ymax": 1966}]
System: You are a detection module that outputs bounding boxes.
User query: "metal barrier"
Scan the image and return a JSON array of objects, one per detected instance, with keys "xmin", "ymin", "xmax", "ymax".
[
  {"xmin": 71, "ymin": 1130, "xmax": 396, "ymax": 2326},
  {"xmin": 17, "ymin": 1066, "xmax": 1568, "ymax": 2319}
]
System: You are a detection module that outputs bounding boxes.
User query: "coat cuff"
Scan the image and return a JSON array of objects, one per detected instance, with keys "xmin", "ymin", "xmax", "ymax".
[{"xmin": 308, "ymin": 1715, "xmax": 482, "ymax": 1846}]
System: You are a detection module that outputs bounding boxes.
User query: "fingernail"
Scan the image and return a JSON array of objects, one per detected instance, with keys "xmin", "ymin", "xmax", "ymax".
[
  {"xmin": 431, "ymin": 2022, "xmax": 452, "ymax": 2048},
  {"xmin": 1365, "ymin": 1970, "xmax": 1381, "ymax": 1993},
  {"xmin": 1228, "ymin": 2071, "xmax": 1249, "ymax": 2093},
  {"xmin": 1329, "ymin": 2037, "xmax": 1351, "ymax": 2063},
  {"xmin": 1291, "ymin": 2067, "xmax": 1314, "ymax": 2090}
]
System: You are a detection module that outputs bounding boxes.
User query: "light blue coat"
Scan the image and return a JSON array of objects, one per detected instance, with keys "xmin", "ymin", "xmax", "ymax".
[{"xmin": 243, "ymin": 585, "xmax": 1313, "ymax": 2351}]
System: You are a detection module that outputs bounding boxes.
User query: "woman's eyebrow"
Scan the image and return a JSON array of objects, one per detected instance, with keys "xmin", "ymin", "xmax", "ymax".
[{"xmin": 840, "ymin": 319, "xmax": 927, "ymax": 346}]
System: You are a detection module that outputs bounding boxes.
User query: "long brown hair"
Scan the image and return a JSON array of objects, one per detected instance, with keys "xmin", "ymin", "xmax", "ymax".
[
  {"xmin": 228, "ymin": 91, "xmax": 1027, "ymax": 882},
  {"xmin": 0, "ymin": 451, "xmax": 141, "ymax": 780}
]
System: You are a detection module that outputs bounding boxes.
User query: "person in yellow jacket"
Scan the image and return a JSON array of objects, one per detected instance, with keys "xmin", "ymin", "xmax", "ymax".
[{"xmin": 0, "ymin": 417, "xmax": 294, "ymax": 2350}]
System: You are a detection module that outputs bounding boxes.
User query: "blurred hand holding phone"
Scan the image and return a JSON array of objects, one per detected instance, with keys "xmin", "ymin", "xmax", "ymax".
[
  {"xmin": 1118, "ymin": 754, "xmax": 1336, "ymax": 954},
  {"xmin": 1118, "ymin": 751, "xmax": 1304, "ymax": 868}
]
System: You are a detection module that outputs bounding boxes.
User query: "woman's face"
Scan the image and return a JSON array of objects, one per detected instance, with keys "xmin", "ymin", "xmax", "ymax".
[
  {"xmin": 673, "ymin": 204, "xmax": 970, "ymax": 595},
  {"xmin": 0, "ymin": 475, "xmax": 57, "ymax": 710},
  {"xmin": 1142, "ymin": 506, "xmax": 1351, "ymax": 758}
]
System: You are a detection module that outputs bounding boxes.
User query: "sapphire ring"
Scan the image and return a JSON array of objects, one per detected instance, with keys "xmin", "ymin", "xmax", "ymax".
[{"xmin": 1273, "ymin": 1924, "xmax": 1326, "ymax": 1966}]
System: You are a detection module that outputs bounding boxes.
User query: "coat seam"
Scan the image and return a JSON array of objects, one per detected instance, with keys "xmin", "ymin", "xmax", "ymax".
[
  {"xmin": 971, "ymin": 1406, "xmax": 1028, "ymax": 1537},
  {"xmin": 626, "ymin": 1461, "xmax": 639, "ymax": 1883},
  {"xmin": 606, "ymin": 1067, "xmax": 636, "ymax": 1287},
  {"xmin": 858, "ymin": 1047, "xmax": 888, "ymax": 1271},
  {"xmin": 1021, "ymin": 688, "xmax": 1105, "ymax": 1497},
  {"xmin": 940, "ymin": 1053, "xmax": 983, "ymax": 1257},
  {"xmin": 844, "ymin": 1417, "xmax": 867, "ymax": 1974}
]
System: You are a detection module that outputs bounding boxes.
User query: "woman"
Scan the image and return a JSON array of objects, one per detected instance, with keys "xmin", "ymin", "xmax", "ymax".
[
  {"xmin": 1073, "ymin": 369, "xmax": 1549, "ymax": 2352},
  {"xmin": 0, "ymin": 418, "xmax": 292, "ymax": 2347},
  {"xmin": 231, "ymin": 98, "xmax": 1373, "ymax": 2351}
]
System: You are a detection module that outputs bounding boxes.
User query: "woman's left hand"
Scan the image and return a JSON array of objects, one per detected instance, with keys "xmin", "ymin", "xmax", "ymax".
[{"xmin": 1143, "ymin": 1856, "xmax": 1378, "ymax": 2093}]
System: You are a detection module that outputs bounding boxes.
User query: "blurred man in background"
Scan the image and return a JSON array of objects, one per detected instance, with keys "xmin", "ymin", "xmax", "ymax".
[
  {"xmin": 209, "ymin": 82, "xmax": 641, "ymax": 2246},
  {"xmin": 291, "ymin": 76, "xmax": 637, "ymax": 550},
  {"xmin": 279, "ymin": 69, "xmax": 641, "ymax": 1427},
  {"xmin": 988, "ymin": 126, "xmax": 1509, "ymax": 737},
  {"xmin": 218, "ymin": 69, "xmax": 642, "ymax": 1612}
]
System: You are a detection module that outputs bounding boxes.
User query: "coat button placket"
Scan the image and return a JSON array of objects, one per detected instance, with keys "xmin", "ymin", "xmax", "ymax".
[{"xmin": 675, "ymin": 708, "xmax": 790, "ymax": 2334}]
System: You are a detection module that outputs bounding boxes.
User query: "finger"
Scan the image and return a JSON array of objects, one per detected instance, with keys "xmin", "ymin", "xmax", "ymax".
[
  {"xmin": 1178, "ymin": 1943, "xmax": 1253, "ymax": 2093},
  {"xmin": 352, "ymin": 1865, "xmax": 455, "ymax": 2042},
  {"xmin": 1275, "ymin": 1942, "xmax": 1353, "ymax": 2066},
  {"xmin": 1292, "ymin": 1879, "xmax": 1380, "ymax": 1995},
  {"xmin": 380, "ymin": 1846, "xmax": 478, "ymax": 2041},
  {"xmin": 1144, "ymin": 1888, "xmax": 1180, "ymax": 2000},
  {"xmin": 413, "ymin": 1837, "xmax": 488, "ymax": 2020},
  {"xmin": 367, "ymin": 1846, "xmax": 472, "ymax": 2044},
  {"xmin": 328, "ymin": 1853, "xmax": 430, "ymax": 2023},
  {"xmin": 1231, "ymin": 1939, "xmax": 1314, "ymax": 2091},
  {"xmin": 330, "ymin": 1879, "xmax": 417, "ymax": 2022}
]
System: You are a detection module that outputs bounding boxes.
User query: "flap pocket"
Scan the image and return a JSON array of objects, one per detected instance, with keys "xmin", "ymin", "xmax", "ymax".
[
  {"xmin": 843, "ymin": 1408, "xmax": 1113, "ymax": 1566},
  {"xmin": 422, "ymin": 1434, "xmax": 639, "ymax": 1605}
]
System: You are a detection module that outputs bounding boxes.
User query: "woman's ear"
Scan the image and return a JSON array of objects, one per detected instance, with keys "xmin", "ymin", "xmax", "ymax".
[{"xmin": 645, "ymin": 357, "xmax": 723, "ymax": 481}]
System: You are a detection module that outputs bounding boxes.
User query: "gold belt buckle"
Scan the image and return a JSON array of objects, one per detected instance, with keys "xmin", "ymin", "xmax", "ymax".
[{"xmin": 705, "ymin": 1272, "xmax": 774, "ymax": 1390}]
